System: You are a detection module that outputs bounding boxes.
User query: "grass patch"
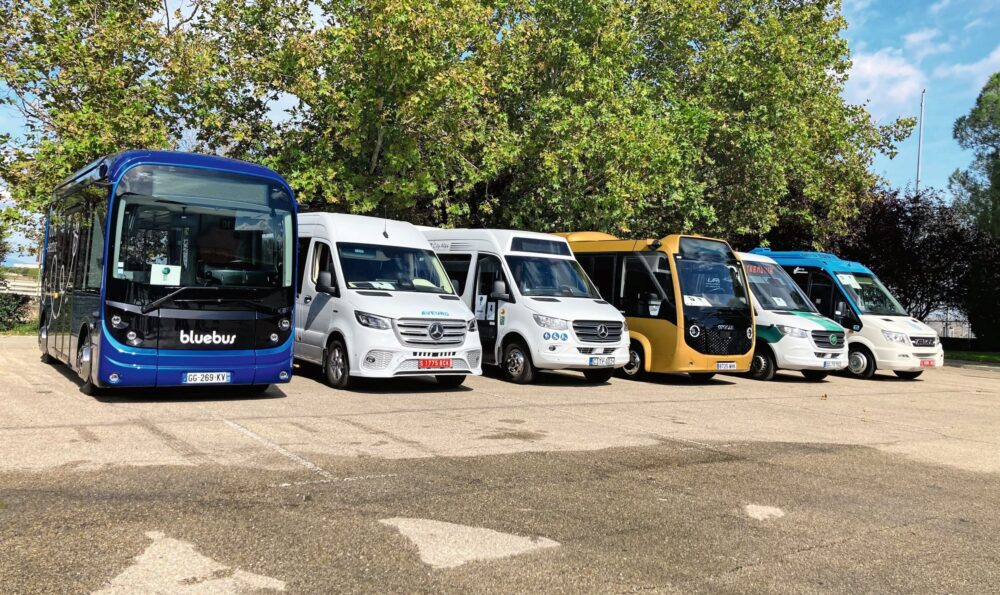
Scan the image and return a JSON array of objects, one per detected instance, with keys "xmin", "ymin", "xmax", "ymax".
[
  {"xmin": 946, "ymin": 350, "xmax": 1000, "ymax": 364},
  {"xmin": 1, "ymin": 319, "xmax": 38, "ymax": 336},
  {"xmin": 0, "ymin": 266, "xmax": 39, "ymax": 279}
]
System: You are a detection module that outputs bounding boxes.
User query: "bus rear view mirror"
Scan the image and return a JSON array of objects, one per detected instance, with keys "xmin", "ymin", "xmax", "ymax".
[
  {"xmin": 490, "ymin": 279, "xmax": 510, "ymax": 301},
  {"xmin": 316, "ymin": 270, "xmax": 338, "ymax": 296}
]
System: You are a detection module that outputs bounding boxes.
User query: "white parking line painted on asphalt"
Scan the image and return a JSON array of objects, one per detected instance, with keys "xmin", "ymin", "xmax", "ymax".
[
  {"xmin": 92, "ymin": 531, "xmax": 285, "ymax": 594},
  {"xmin": 744, "ymin": 504, "xmax": 785, "ymax": 521},
  {"xmin": 380, "ymin": 517, "xmax": 560, "ymax": 569},
  {"xmin": 219, "ymin": 418, "xmax": 335, "ymax": 480},
  {"xmin": 274, "ymin": 473, "xmax": 398, "ymax": 487}
]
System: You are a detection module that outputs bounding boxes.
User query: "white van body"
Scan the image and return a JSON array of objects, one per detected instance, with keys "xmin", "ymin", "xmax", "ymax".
[
  {"xmin": 738, "ymin": 252, "xmax": 848, "ymax": 380},
  {"xmin": 296, "ymin": 213, "xmax": 482, "ymax": 387},
  {"xmin": 422, "ymin": 228, "xmax": 629, "ymax": 383}
]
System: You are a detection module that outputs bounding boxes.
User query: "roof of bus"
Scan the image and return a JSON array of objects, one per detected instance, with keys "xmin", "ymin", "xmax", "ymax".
[
  {"xmin": 58, "ymin": 150, "xmax": 290, "ymax": 192},
  {"xmin": 422, "ymin": 228, "xmax": 572, "ymax": 254},
  {"xmin": 749, "ymin": 249, "xmax": 874, "ymax": 275},
  {"xmin": 736, "ymin": 251, "xmax": 777, "ymax": 265}
]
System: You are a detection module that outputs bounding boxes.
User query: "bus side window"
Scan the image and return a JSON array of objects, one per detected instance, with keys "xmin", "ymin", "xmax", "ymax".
[
  {"xmin": 296, "ymin": 238, "xmax": 311, "ymax": 295},
  {"xmin": 579, "ymin": 254, "xmax": 615, "ymax": 302},
  {"xmin": 310, "ymin": 242, "xmax": 337, "ymax": 288},
  {"xmin": 622, "ymin": 256, "xmax": 662, "ymax": 318},
  {"xmin": 438, "ymin": 254, "xmax": 472, "ymax": 296},
  {"xmin": 83, "ymin": 210, "xmax": 105, "ymax": 290},
  {"xmin": 808, "ymin": 272, "xmax": 835, "ymax": 317}
]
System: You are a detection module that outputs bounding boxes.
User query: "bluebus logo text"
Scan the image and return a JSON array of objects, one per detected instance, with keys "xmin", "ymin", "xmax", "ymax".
[{"xmin": 180, "ymin": 330, "xmax": 237, "ymax": 345}]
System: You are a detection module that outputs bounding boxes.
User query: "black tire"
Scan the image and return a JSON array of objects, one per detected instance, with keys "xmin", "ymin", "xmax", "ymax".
[
  {"xmin": 748, "ymin": 349, "xmax": 776, "ymax": 381},
  {"xmin": 324, "ymin": 338, "xmax": 353, "ymax": 389},
  {"xmin": 894, "ymin": 370, "xmax": 923, "ymax": 380},
  {"xmin": 77, "ymin": 334, "xmax": 101, "ymax": 396},
  {"xmin": 583, "ymin": 368, "xmax": 614, "ymax": 383},
  {"xmin": 436, "ymin": 375, "xmax": 467, "ymax": 388},
  {"xmin": 689, "ymin": 372, "xmax": 716, "ymax": 382},
  {"xmin": 617, "ymin": 341, "xmax": 647, "ymax": 380},
  {"xmin": 847, "ymin": 346, "xmax": 876, "ymax": 379},
  {"xmin": 245, "ymin": 384, "xmax": 271, "ymax": 395},
  {"xmin": 39, "ymin": 318, "xmax": 53, "ymax": 364},
  {"xmin": 501, "ymin": 340, "xmax": 536, "ymax": 384},
  {"xmin": 801, "ymin": 370, "xmax": 829, "ymax": 381}
]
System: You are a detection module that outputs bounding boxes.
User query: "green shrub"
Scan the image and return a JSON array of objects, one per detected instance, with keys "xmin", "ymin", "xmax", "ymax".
[{"xmin": 0, "ymin": 293, "xmax": 32, "ymax": 332}]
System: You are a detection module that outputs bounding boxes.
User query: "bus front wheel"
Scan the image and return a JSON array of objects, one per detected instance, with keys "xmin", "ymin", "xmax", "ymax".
[
  {"xmin": 618, "ymin": 342, "xmax": 646, "ymax": 380},
  {"xmin": 501, "ymin": 340, "xmax": 537, "ymax": 384},
  {"xmin": 324, "ymin": 338, "xmax": 353, "ymax": 389},
  {"xmin": 748, "ymin": 349, "xmax": 776, "ymax": 381},
  {"xmin": 77, "ymin": 334, "xmax": 101, "ymax": 396},
  {"xmin": 847, "ymin": 346, "xmax": 876, "ymax": 379}
]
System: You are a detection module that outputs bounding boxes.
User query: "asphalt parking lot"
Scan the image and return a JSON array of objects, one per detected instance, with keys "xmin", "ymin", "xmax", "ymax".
[{"xmin": 1, "ymin": 335, "xmax": 998, "ymax": 594}]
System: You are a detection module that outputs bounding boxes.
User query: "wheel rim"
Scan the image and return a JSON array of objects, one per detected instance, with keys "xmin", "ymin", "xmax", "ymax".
[
  {"xmin": 848, "ymin": 351, "xmax": 867, "ymax": 375},
  {"xmin": 750, "ymin": 354, "xmax": 767, "ymax": 376},
  {"xmin": 622, "ymin": 349, "xmax": 641, "ymax": 376},
  {"xmin": 505, "ymin": 348, "xmax": 525, "ymax": 377},
  {"xmin": 330, "ymin": 345, "xmax": 346, "ymax": 382}
]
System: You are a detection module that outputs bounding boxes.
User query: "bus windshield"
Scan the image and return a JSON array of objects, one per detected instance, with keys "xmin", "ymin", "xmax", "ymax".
[
  {"xmin": 107, "ymin": 166, "xmax": 294, "ymax": 307},
  {"xmin": 837, "ymin": 272, "xmax": 907, "ymax": 316},
  {"xmin": 675, "ymin": 238, "xmax": 748, "ymax": 311},
  {"xmin": 744, "ymin": 261, "xmax": 816, "ymax": 313},
  {"xmin": 505, "ymin": 255, "xmax": 600, "ymax": 298},
  {"xmin": 338, "ymin": 243, "xmax": 454, "ymax": 294}
]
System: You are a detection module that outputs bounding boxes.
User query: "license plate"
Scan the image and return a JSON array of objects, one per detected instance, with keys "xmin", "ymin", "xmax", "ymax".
[
  {"xmin": 183, "ymin": 372, "xmax": 231, "ymax": 384},
  {"xmin": 920, "ymin": 359, "xmax": 936, "ymax": 367},
  {"xmin": 588, "ymin": 356, "xmax": 615, "ymax": 367},
  {"xmin": 418, "ymin": 358, "xmax": 452, "ymax": 369},
  {"xmin": 823, "ymin": 360, "xmax": 838, "ymax": 368},
  {"xmin": 716, "ymin": 362, "xmax": 737, "ymax": 371}
]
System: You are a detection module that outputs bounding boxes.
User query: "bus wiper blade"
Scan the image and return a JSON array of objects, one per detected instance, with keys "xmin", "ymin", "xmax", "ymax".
[
  {"xmin": 160, "ymin": 297, "xmax": 281, "ymax": 315},
  {"xmin": 141, "ymin": 286, "xmax": 220, "ymax": 314}
]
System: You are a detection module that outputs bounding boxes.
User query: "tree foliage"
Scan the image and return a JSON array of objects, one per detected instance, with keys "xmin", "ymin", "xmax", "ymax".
[
  {"xmin": 831, "ymin": 187, "xmax": 973, "ymax": 321},
  {"xmin": 1, "ymin": 0, "xmax": 913, "ymax": 248},
  {"xmin": 950, "ymin": 72, "xmax": 1000, "ymax": 241}
]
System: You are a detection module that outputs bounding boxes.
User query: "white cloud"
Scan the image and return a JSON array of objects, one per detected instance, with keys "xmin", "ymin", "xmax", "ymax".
[
  {"xmin": 929, "ymin": 0, "xmax": 952, "ymax": 14},
  {"xmin": 903, "ymin": 28, "xmax": 952, "ymax": 62},
  {"xmin": 964, "ymin": 18, "xmax": 985, "ymax": 31},
  {"xmin": 934, "ymin": 44, "xmax": 1000, "ymax": 89},
  {"xmin": 845, "ymin": 48, "xmax": 926, "ymax": 120}
]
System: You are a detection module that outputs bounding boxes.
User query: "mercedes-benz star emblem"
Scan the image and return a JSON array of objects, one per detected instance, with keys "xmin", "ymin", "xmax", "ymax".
[
  {"xmin": 428, "ymin": 322, "xmax": 445, "ymax": 341},
  {"xmin": 596, "ymin": 324, "xmax": 609, "ymax": 339}
]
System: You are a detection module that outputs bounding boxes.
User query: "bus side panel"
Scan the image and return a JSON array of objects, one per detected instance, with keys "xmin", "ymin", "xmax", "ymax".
[{"xmin": 626, "ymin": 317, "xmax": 678, "ymax": 373}]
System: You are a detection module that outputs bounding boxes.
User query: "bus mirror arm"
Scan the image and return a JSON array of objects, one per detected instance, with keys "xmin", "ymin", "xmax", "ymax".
[{"xmin": 316, "ymin": 271, "xmax": 338, "ymax": 296}]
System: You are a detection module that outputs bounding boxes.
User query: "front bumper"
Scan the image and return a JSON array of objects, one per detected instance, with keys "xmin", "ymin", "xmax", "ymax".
[
  {"xmin": 97, "ymin": 327, "xmax": 294, "ymax": 387},
  {"xmin": 873, "ymin": 343, "xmax": 944, "ymax": 371},
  {"xmin": 528, "ymin": 334, "xmax": 630, "ymax": 370},
  {"xmin": 349, "ymin": 331, "xmax": 483, "ymax": 378},
  {"xmin": 772, "ymin": 339, "xmax": 847, "ymax": 371}
]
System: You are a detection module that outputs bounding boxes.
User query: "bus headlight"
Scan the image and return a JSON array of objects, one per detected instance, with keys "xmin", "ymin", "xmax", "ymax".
[
  {"xmin": 270, "ymin": 333, "xmax": 280, "ymax": 343},
  {"xmin": 111, "ymin": 315, "xmax": 127, "ymax": 329},
  {"xmin": 533, "ymin": 314, "xmax": 569, "ymax": 330},
  {"xmin": 278, "ymin": 318, "xmax": 291, "ymax": 331},
  {"xmin": 776, "ymin": 325, "xmax": 809, "ymax": 338},
  {"xmin": 746, "ymin": 327, "xmax": 753, "ymax": 340},
  {"xmin": 688, "ymin": 324, "xmax": 701, "ymax": 338},
  {"xmin": 355, "ymin": 311, "xmax": 391, "ymax": 330},
  {"xmin": 468, "ymin": 319, "xmax": 478, "ymax": 332},
  {"xmin": 622, "ymin": 319, "xmax": 629, "ymax": 334},
  {"xmin": 882, "ymin": 330, "xmax": 908, "ymax": 344}
]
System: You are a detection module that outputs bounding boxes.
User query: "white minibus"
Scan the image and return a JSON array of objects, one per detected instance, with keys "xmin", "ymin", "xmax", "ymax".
[
  {"xmin": 296, "ymin": 213, "xmax": 482, "ymax": 388},
  {"xmin": 423, "ymin": 229, "xmax": 629, "ymax": 384}
]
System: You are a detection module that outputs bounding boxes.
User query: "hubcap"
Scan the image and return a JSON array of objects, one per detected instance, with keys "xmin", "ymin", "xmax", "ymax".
[
  {"xmin": 330, "ymin": 346, "xmax": 345, "ymax": 382},
  {"xmin": 505, "ymin": 348, "xmax": 525, "ymax": 377},
  {"xmin": 751, "ymin": 354, "xmax": 767, "ymax": 376},
  {"xmin": 848, "ymin": 351, "xmax": 867, "ymax": 375},
  {"xmin": 623, "ymin": 349, "xmax": 641, "ymax": 375}
]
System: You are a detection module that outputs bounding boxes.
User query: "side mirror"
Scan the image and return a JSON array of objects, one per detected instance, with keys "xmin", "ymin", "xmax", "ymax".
[
  {"xmin": 316, "ymin": 270, "xmax": 337, "ymax": 296},
  {"xmin": 489, "ymin": 279, "xmax": 510, "ymax": 301},
  {"xmin": 834, "ymin": 301, "xmax": 848, "ymax": 318}
]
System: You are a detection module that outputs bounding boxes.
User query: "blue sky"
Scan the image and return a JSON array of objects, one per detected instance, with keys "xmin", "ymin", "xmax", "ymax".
[
  {"xmin": 842, "ymin": 0, "xmax": 1000, "ymax": 193},
  {"xmin": 2, "ymin": 0, "xmax": 999, "ymax": 264}
]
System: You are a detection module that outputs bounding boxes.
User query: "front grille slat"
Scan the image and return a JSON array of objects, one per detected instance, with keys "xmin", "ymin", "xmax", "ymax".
[
  {"xmin": 393, "ymin": 318, "xmax": 467, "ymax": 348},
  {"xmin": 811, "ymin": 330, "xmax": 846, "ymax": 350},
  {"xmin": 910, "ymin": 336, "xmax": 936, "ymax": 347},
  {"xmin": 573, "ymin": 320, "xmax": 624, "ymax": 343}
]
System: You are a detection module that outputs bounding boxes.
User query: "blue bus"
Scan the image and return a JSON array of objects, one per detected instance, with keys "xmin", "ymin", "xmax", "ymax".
[{"xmin": 39, "ymin": 151, "xmax": 298, "ymax": 394}]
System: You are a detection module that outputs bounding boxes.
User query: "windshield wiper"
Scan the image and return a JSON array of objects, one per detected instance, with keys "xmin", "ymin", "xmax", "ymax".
[{"xmin": 141, "ymin": 286, "xmax": 221, "ymax": 314}]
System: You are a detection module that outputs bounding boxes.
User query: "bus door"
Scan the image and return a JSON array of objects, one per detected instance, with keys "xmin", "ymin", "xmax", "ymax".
[
  {"xmin": 788, "ymin": 266, "xmax": 860, "ymax": 330},
  {"xmin": 473, "ymin": 253, "xmax": 512, "ymax": 364}
]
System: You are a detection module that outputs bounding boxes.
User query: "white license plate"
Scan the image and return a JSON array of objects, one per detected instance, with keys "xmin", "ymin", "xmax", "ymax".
[
  {"xmin": 588, "ymin": 356, "xmax": 615, "ymax": 367},
  {"xmin": 716, "ymin": 362, "xmax": 737, "ymax": 371},
  {"xmin": 823, "ymin": 360, "xmax": 838, "ymax": 368},
  {"xmin": 183, "ymin": 372, "xmax": 231, "ymax": 384}
]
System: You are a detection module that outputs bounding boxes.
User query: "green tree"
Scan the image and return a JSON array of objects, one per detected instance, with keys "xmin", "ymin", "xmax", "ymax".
[
  {"xmin": 950, "ymin": 72, "xmax": 1000, "ymax": 240},
  {"xmin": 0, "ymin": 0, "xmax": 202, "ymax": 234}
]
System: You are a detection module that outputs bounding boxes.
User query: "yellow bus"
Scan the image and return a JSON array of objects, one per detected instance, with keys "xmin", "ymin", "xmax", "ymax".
[{"xmin": 560, "ymin": 232, "xmax": 754, "ymax": 380}]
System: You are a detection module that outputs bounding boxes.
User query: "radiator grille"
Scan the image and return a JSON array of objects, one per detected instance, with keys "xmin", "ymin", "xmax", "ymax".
[
  {"xmin": 811, "ymin": 330, "xmax": 846, "ymax": 349},
  {"xmin": 572, "ymin": 320, "xmax": 624, "ymax": 343},
  {"xmin": 394, "ymin": 318, "xmax": 467, "ymax": 347}
]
